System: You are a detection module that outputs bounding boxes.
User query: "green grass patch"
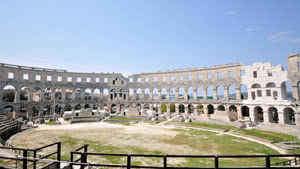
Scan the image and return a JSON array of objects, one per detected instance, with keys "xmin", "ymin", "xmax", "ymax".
[
  {"xmin": 110, "ymin": 117, "xmax": 142, "ymax": 121},
  {"xmin": 0, "ymin": 159, "xmax": 3, "ymax": 164},
  {"xmin": 182, "ymin": 122, "xmax": 237, "ymax": 131}
]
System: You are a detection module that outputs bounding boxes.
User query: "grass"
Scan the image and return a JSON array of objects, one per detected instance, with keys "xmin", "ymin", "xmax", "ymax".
[
  {"xmin": 109, "ymin": 117, "xmax": 143, "ymax": 121},
  {"xmin": 0, "ymin": 159, "xmax": 3, "ymax": 164},
  {"xmin": 178, "ymin": 122, "xmax": 298, "ymax": 143}
]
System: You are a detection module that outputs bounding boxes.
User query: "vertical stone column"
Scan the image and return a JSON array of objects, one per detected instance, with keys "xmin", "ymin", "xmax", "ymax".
[
  {"xmin": 72, "ymin": 89, "xmax": 76, "ymax": 101},
  {"xmin": 184, "ymin": 89, "xmax": 188, "ymax": 101},
  {"xmin": 175, "ymin": 104, "xmax": 179, "ymax": 113},
  {"xmin": 51, "ymin": 104, "xmax": 56, "ymax": 115},
  {"xmin": 236, "ymin": 88, "xmax": 241, "ymax": 101},
  {"xmin": 224, "ymin": 89, "xmax": 229, "ymax": 101},
  {"xmin": 51, "ymin": 88, "xmax": 55, "ymax": 102},
  {"xmin": 14, "ymin": 90, "xmax": 20, "ymax": 103},
  {"xmin": 263, "ymin": 108, "xmax": 270, "ymax": 124},
  {"xmin": 166, "ymin": 89, "xmax": 169, "ymax": 100},
  {"xmin": 292, "ymin": 85, "xmax": 299, "ymax": 101},
  {"xmin": 213, "ymin": 88, "xmax": 217, "ymax": 100},
  {"xmin": 249, "ymin": 106, "xmax": 255, "ymax": 122},
  {"xmin": 236, "ymin": 105, "xmax": 242, "ymax": 120},
  {"xmin": 176, "ymin": 89, "xmax": 179, "ymax": 101},
  {"xmin": 193, "ymin": 90, "xmax": 197, "ymax": 101},
  {"xmin": 28, "ymin": 91, "xmax": 33, "ymax": 102},
  {"xmin": 61, "ymin": 88, "xmax": 66, "ymax": 101},
  {"xmin": 204, "ymin": 88, "xmax": 207, "ymax": 100},
  {"xmin": 158, "ymin": 89, "xmax": 161, "ymax": 100}
]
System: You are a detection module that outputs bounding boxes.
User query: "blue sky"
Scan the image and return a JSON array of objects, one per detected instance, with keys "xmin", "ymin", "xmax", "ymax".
[{"xmin": 1, "ymin": 0, "xmax": 300, "ymax": 75}]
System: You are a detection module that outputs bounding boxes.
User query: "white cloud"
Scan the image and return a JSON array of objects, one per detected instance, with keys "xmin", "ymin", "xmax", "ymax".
[
  {"xmin": 228, "ymin": 10, "xmax": 240, "ymax": 15},
  {"xmin": 267, "ymin": 31, "xmax": 300, "ymax": 43},
  {"xmin": 246, "ymin": 28, "xmax": 253, "ymax": 32}
]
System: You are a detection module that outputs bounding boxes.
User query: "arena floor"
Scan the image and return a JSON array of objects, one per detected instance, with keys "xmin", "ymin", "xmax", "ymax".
[{"xmin": 11, "ymin": 122, "xmax": 283, "ymax": 167}]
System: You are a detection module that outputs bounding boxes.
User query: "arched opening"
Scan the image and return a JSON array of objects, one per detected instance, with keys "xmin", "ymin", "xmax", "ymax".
[
  {"xmin": 75, "ymin": 104, "xmax": 81, "ymax": 110},
  {"xmin": 187, "ymin": 87, "xmax": 194, "ymax": 100},
  {"xmin": 161, "ymin": 103, "xmax": 167, "ymax": 113},
  {"xmin": 136, "ymin": 88, "xmax": 142, "ymax": 96},
  {"xmin": 84, "ymin": 104, "xmax": 90, "ymax": 109},
  {"xmin": 254, "ymin": 106, "xmax": 264, "ymax": 123},
  {"xmin": 169, "ymin": 88, "xmax": 176, "ymax": 101},
  {"xmin": 143, "ymin": 104, "xmax": 150, "ymax": 110},
  {"xmin": 153, "ymin": 88, "xmax": 159, "ymax": 99},
  {"xmin": 170, "ymin": 104, "xmax": 176, "ymax": 113},
  {"xmin": 251, "ymin": 83, "xmax": 261, "ymax": 100},
  {"xmin": 283, "ymin": 108, "xmax": 295, "ymax": 125},
  {"xmin": 178, "ymin": 88, "xmax": 185, "ymax": 100},
  {"xmin": 19, "ymin": 105, "xmax": 28, "ymax": 119},
  {"xmin": 152, "ymin": 104, "xmax": 158, "ymax": 112},
  {"xmin": 103, "ymin": 89, "xmax": 109, "ymax": 96},
  {"xmin": 3, "ymin": 85, "xmax": 16, "ymax": 102},
  {"xmin": 161, "ymin": 88, "xmax": 167, "ymax": 100},
  {"xmin": 188, "ymin": 104, "xmax": 194, "ymax": 113},
  {"xmin": 120, "ymin": 104, "xmax": 125, "ymax": 113},
  {"xmin": 268, "ymin": 107, "xmax": 278, "ymax": 123},
  {"xmin": 197, "ymin": 105, "xmax": 204, "ymax": 114},
  {"xmin": 3, "ymin": 105, "xmax": 15, "ymax": 115},
  {"xmin": 85, "ymin": 89, "xmax": 92, "ymax": 100},
  {"xmin": 43, "ymin": 105, "xmax": 51, "ymax": 116},
  {"xmin": 129, "ymin": 88, "xmax": 134, "ymax": 96},
  {"xmin": 228, "ymin": 84, "xmax": 236, "ymax": 100},
  {"xmin": 207, "ymin": 104, "xmax": 214, "ymax": 114},
  {"xmin": 144, "ymin": 88, "xmax": 150, "ymax": 97},
  {"xmin": 94, "ymin": 88, "xmax": 101, "ymax": 97},
  {"xmin": 75, "ymin": 88, "xmax": 83, "ymax": 100},
  {"xmin": 64, "ymin": 104, "xmax": 72, "ymax": 111},
  {"xmin": 281, "ymin": 81, "xmax": 292, "ymax": 100},
  {"xmin": 217, "ymin": 105, "xmax": 225, "ymax": 111},
  {"xmin": 55, "ymin": 88, "xmax": 62, "ymax": 100},
  {"xmin": 111, "ymin": 104, "xmax": 117, "ymax": 114},
  {"xmin": 206, "ymin": 86, "xmax": 213, "ymax": 99},
  {"xmin": 179, "ymin": 104, "xmax": 185, "ymax": 113},
  {"xmin": 20, "ymin": 87, "xmax": 30, "ymax": 101},
  {"xmin": 65, "ymin": 88, "xmax": 73, "ymax": 100},
  {"xmin": 241, "ymin": 106, "xmax": 249, "ymax": 117},
  {"xmin": 197, "ymin": 87, "xmax": 204, "ymax": 100},
  {"xmin": 217, "ymin": 86, "xmax": 224, "ymax": 100},
  {"xmin": 240, "ymin": 84, "xmax": 248, "ymax": 100},
  {"xmin": 229, "ymin": 105, "xmax": 237, "ymax": 112},
  {"xmin": 44, "ymin": 88, "xmax": 52, "ymax": 100},
  {"xmin": 55, "ymin": 105, "xmax": 62, "ymax": 115},
  {"xmin": 33, "ymin": 87, "xmax": 42, "ymax": 102}
]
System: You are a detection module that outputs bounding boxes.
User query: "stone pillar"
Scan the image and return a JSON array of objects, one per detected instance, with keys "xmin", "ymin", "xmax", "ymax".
[
  {"xmin": 166, "ymin": 89, "xmax": 169, "ymax": 100},
  {"xmin": 166, "ymin": 104, "xmax": 170, "ymax": 113},
  {"xmin": 224, "ymin": 89, "xmax": 229, "ymax": 101},
  {"xmin": 61, "ymin": 88, "xmax": 66, "ymax": 101},
  {"xmin": 176, "ymin": 89, "xmax": 179, "ymax": 101},
  {"xmin": 14, "ymin": 90, "xmax": 20, "ymax": 103},
  {"xmin": 204, "ymin": 89, "xmax": 207, "ymax": 100},
  {"xmin": 236, "ymin": 105, "xmax": 242, "ymax": 120},
  {"xmin": 292, "ymin": 85, "xmax": 299, "ymax": 101},
  {"xmin": 213, "ymin": 88, "xmax": 217, "ymax": 100},
  {"xmin": 72, "ymin": 90, "xmax": 76, "ymax": 101},
  {"xmin": 184, "ymin": 90, "xmax": 188, "ymax": 101},
  {"xmin": 40, "ymin": 91, "xmax": 45, "ymax": 102},
  {"xmin": 249, "ymin": 106, "xmax": 255, "ymax": 122},
  {"xmin": 278, "ymin": 112, "xmax": 285, "ymax": 124},
  {"xmin": 28, "ymin": 91, "xmax": 33, "ymax": 102},
  {"xmin": 158, "ymin": 89, "xmax": 161, "ymax": 100},
  {"xmin": 236, "ymin": 88, "xmax": 241, "ymax": 101},
  {"xmin": 50, "ymin": 104, "xmax": 56, "ymax": 115},
  {"xmin": 193, "ymin": 90, "xmax": 197, "ymax": 101},
  {"xmin": 175, "ymin": 104, "xmax": 179, "ymax": 113},
  {"xmin": 51, "ymin": 88, "xmax": 55, "ymax": 102}
]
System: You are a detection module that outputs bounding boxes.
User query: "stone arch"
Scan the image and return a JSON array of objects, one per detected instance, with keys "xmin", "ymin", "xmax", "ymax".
[
  {"xmin": 197, "ymin": 87, "xmax": 204, "ymax": 100},
  {"xmin": 94, "ymin": 88, "xmax": 101, "ymax": 96},
  {"xmin": 65, "ymin": 88, "xmax": 73, "ymax": 100},
  {"xmin": 64, "ymin": 104, "xmax": 72, "ymax": 111},
  {"xmin": 43, "ymin": 104, "xmax": 51, "ymax": 116},
  {"xmin": 268, "ymin": 107, "xmax": 278, "ymax": 123},
  {"xmin": 85, "ymin": 88, "xmax": 92, "ymax": 100},
  {"xmin": 136, "ymin": 88, "xmax": 142, "ymax": 95},
  {"xmin": 241, "ymin": 106, "xmax": 249, "ymax": 117},
  {"xmin": 120, "ymin": 104, "xmax": 125, "ymax": 112},
  {"xmin": 283, "ymin": 107, "xmax": 295, "ymax": 125},
  {"xmin": 129, "ymin": 88, "xmax": 134, "ymax": 96},
  {"xmin": 254, "ymin": 106, "xmax": 264, "ymax": 123},
  {"xmin": 44, "ymin": 88, "xmax": 52, "ymax": 100},
  {"xmin": 161, "ymin": 88, "xmax": 167, "ymax": 99},
  {"xmin": 2, "ymin": 85, "xmax": 16, "ymax": 102},
  {"xmin": 75, "ymin": 104, "xmax": 81, "ymax": 110},
  {"xmin": 240, "ymin": 84, "xmax": 248, "ymax": 100},
  {"xmin": 266, "ymin": 82, "xmax": 276, "ymax": 88},
  {"xmin": 216, "ymin": 85, "xmax": 224, "ymax": 100},
  {"xmin": 111, "ymin": 104, "xmax": 117, "ymax": 114},
  {"xmin": 144, "ymin": 88, "xmax": 150, "ymax": 95},
  {"xmin": 228, "ymin": 84, "xmax": 236, "ymax": 100},
  {"xmin": 20, "ymin": 86, "xmax": 30, "ymax": 101},
  {"xmin": 229, "ymin": 105, "xmax": 237, "ymax": 112},
  {"xmin": 3, "ymin": 105, "xmax": 15, "ymax": 115},
  {"xmin": 178, "ymin": 88, "xmax": 185, "ymax": 99},
  {"xmin": 103, "ymin": 88, "xmax": 109, "ymax": 96},
  {"xmin": 84, "ymin": 104, "xmax": 90, "ymax": 109},
  {"xmin": 188, "ymin": 104, "xmax": 194, "ymax": 113},
  {"xmin": 170, "ymin": 103, "xmax": 176, "ymax": 113},
  {"xmin": 75, "ymin": 88, "xmax": 83, "ymax": 100},
  {"xmin": 169, "ymin": 88, "xmax": 176, "ymax": 100},
  {"xmin": 217, "ymin": 105, "xmax": 225, "ymax": 111},
  {"xmin": 33, "ymin": 87, "xmax": 42, "ymax": 102},
  {"xmin": 187, "ymin": 87, "xmax": 194, "ymax": 100},
  {"xmin": 206, "ymin": 86, "xmax": 213, "ymax": 99},
  {"xmin": 153, "ymin": 88, "xmax": 159, "ymax": 97},
  {"xmin": 161, "ymin": 103, "xmax": 167, "ymax": 112},
  {"xmin": 55, "ymin": 88, "xmax": 62, "ymax": 100},
  {"xmin": 251, "ymin": 83, "xmax": 261, "ymax": 88},
  {"xmin": 197, "ymin": 104, "xmax": 204, "ymax": 114},
  {"xmin": 281, "ymin": 81, "xmax": 292, "ymax": 100},
  {"xmin": 179, "ymin": 104, "xmax": 185, "ymax": 113},
  {"xmin": 207, "ymin": 104, "xmax": 214, "ymax": 114},
  {"xmin": 32, "ymin": 105, "xmax": 40, "ymax": 116}
]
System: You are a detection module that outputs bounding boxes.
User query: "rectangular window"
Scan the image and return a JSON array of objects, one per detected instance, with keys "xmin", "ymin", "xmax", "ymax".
[
  {"xmin": 8, "ymin": 72, "xmax": 14, "ymax": 79},
  {"xmin": 228, "ymin": 71, "xmax": 234, "ymax": 78},
  {"xmin": 77, "ymin": 77, "xmax": 82, "ymax": 82},
  {"xmin": 257, "ymin": 90, "xmax": 262, "ymax": 97},
  {"xmin": 253, "ymin": 71, "xmax": 257, "ymax": 78},
  {"xmin": 217, "ymin": 72, "xmax": 222, "ymax": 79},
  {"xmin": 67, "ymin": 77, "xmax": 72, "ymax": 82},
  {"xmin": 188, "ymin": 75, "xmax": 192, "ymax": 81},
  {"xmin": 197, "ymin": 72, "xmax": 202, "ymax": 80},
  {"xmin": 36, "ymin": 75, "xmax": 41, "ymax": 81},
  {"xmin": 96, "ymin": 78, "xmax": 100, "ymax": 82},
  {"xmin": 86, "ymin": 77, "xmax": 91, "ymax": 83},
  {"xmin": 47, "ymin": 76, "xmax": 52, "ymax": 81},
  {"xmin": 240, "ymin": 70, "xmax": 246, "ymax": 76},
  {"xmin": 23, "ymin": 74, "xmax": 29, "ymax": 80},
  {"xmin": 57, "ymin": 76, "xmax": 62, "ymax": 82},
  {"xmin": 104, "ymin": 78, "xmax": 108, "ymax": 83},
  {"xmin": 267, "ymin": 70, "xmax": 272, "ymax": 77},
  {"xmin": 266, "ymin": 90, "xmax": 271, "ymax": 96},
  {"xmin": 207, "ymin": 73, "xmax": 212, "ymax": 79}
]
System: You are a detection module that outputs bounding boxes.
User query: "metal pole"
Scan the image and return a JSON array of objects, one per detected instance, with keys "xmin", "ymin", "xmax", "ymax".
[
  {"xmin": 163, "ymin": 155, "xmax": 167, "ymax": 168},
  {"xmin": 265, "ymin": 155, "xmax": 270, "ymax": 169},
  {"xmin": 127, "ymin": 154, "xmax": 131, "ymax": 169},
  {"xmin": 215, "ymin": 156, "xmax": 219, "ymax": 169},
  {"xmin": 57, "ymin": 142, "xmax": 61, "ymax": 169},
  {"xmin": 23, "ymin": 150, "xmax": 27, "ymax": 169}
]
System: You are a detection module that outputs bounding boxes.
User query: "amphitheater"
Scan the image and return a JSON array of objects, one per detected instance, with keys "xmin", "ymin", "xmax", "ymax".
[{"xmin": 0, "ymin": 53, "xmax": 300, "ymax": 169}]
